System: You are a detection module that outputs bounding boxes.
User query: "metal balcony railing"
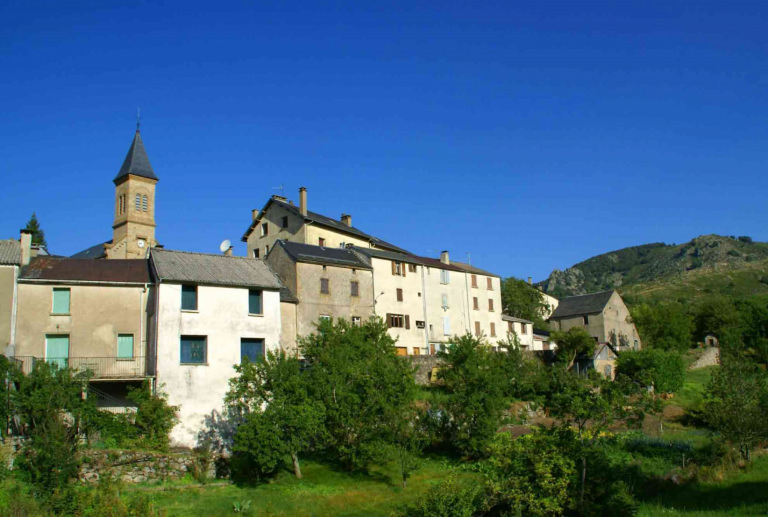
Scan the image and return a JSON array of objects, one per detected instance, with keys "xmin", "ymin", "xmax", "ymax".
[{"xmin": 12, "ymin": 356, "xmax": 147, "ymax": 379}]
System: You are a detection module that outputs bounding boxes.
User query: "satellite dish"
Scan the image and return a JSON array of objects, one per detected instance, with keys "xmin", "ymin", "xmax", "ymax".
[{"xmin": 219, "ymin": 239, "xmax": 232, "ymax": 253}]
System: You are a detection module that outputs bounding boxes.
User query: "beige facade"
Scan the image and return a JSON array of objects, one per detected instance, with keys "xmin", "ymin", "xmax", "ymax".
[
  {"xmin": 549, "ymin": 290, "xmax": 641, "ymax": 350},
  {"xmin": 106, "ymin": 175, "xmax": 158, "ymax": 259},
  {"xmin": 0, "ymin": 265, "xmax": 17, "ymax": 354},
  {"xmin": 280, "ymin": 300, "xmax": 298, "ymax": 355},
  {"xmin": 501, "ymin": 316, "xmax": 535, "ymax": 349}
]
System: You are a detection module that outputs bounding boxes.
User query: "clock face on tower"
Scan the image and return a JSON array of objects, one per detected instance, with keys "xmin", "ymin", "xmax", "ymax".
[{"xmin": 137, "ymin": 239, "xmax": 145, "ymax": 248}]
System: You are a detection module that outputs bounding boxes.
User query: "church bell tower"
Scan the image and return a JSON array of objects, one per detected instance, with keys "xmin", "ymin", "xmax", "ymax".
[{"xmin": 105, "ymin": 128, "xmax": 159, "ymax": 259}]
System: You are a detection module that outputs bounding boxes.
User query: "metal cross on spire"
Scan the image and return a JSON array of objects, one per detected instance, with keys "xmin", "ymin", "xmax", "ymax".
[{"xmin": 136, "ymin": 107, "xmax": 141, "ymax": 132}]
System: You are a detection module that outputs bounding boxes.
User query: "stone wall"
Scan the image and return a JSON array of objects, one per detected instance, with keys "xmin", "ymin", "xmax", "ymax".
[
  {"xmin": 78, "ymin": 449, "xmax": 215, "ymax": 484},
  {"xmin": 689, "ymin": 347, "xmax": 720, "ymax": 370},
  {"xmin": 409, "ymin": 355, "xmax": 443, "ymax": 385}
]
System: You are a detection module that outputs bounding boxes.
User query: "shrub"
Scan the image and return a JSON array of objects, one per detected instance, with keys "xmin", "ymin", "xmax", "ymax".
[
  {"xmin": 230, "ymin": 411, "xmax": 287, "ymax": 483},
  {"xmin": 127, "ymin": 380, "xmax": 179, "ymax": 451},
  {"xmin": 615, "ymin": 349, "xmax": 685, "ymax": 393},
  {"xmin": 397, "ymin": 475, "xmax": 484, "ymax": 517}
]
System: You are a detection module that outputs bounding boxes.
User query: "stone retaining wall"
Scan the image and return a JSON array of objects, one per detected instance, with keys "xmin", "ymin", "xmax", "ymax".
[
  {"xmin": 78, "ymin": 449, "xmax": 215, "ymax": 484},
  {"xmin": 689, "ymin": 347, "xmax": 720, "ymax": 370},
  {"xmin": 408, "ymin": 355, "xmax": 443, "ymax": 385}
]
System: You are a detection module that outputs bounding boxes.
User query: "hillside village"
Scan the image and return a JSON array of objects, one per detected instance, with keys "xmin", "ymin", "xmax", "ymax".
[{"xmin": 0, "ymin": 129, "xmax": 643, "ymax": 447}]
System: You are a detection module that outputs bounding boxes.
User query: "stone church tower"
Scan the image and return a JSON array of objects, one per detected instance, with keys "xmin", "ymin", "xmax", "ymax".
[{"xmin": 105, "ymin": 129, "xmax": 159, "ymax": 259}]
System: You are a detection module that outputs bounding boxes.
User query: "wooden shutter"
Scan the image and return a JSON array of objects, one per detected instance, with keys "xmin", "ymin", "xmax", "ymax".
[
  {"xmin": 475, "ymin": 321, "xmax": 481, "ymax": 336},
  {"xmin": 487, "ymin": 277, "xmax": 493, "ymax": 289},
  {"xmin": 386, "ymin": 314, "xmax": 393, "ymax": 328},
  {"xmin": 405, "ymin": 315, "xmax": 410, "ymax": 329},
  {"xmin": 402, "ymin": 262, "xmax": 406, "ymax": 277},
  {"xmin": 397, "ymin": 288, "xmax": 403, "ymax": 302},
  {"xmin": 391, "ymin": 261, "xmax": 396, "ymax": 275}
]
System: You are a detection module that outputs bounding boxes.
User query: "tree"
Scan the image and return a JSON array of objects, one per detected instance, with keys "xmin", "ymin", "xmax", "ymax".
[
  {"xmin": 630, "ymin": 303, "xmax": 693, "ymax": 352},
  {"xmin": 703, "ymin": 356, "xmax": 768, "ymax": 461},
  {"xmin": 736, "ymin": 296, "xmax": 768, "ymax": 365},
  {"xmin": 397, "ymin": 475, "xmax": 484, "ymax": 517},
  {"xmin": 300, "ymin": 317, "xmax": 416, "ymax": 470},
  {"xmin": 500, "ymin": 277, "xmax": 550, "ymax": 328},
  {"xmin": 693, "ymin": 297, "xmax": 740, "ymax": 343},
  {"xmin": 126, "ymin": 380, "xmax": 179, "ymax": 451},
  {"xmin": 615, "ymin": 349, "xmax": 685, "ymax": 394},
  {"xmin": 437, "ymin": 334, "xmax": 508, "ymax": 459},
  {"xmin": 226, "ymin": 352, "xmax": 325, "ymax": 479},
  {"xmin": 390, "ymin": 408, "xmax": 426, "ymax": 489},
  {"xmin": 23, "ymin": 212, "xmax": 47, "ymax": 248},
  {"xmin": 550, "ymin": 327, "xmax": 596, "ymax": 370}
]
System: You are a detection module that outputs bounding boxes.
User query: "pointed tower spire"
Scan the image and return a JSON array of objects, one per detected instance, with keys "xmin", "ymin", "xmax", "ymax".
[{"xmin": 113, "ymin": 129, "xmax": 158, "ymax": 184}]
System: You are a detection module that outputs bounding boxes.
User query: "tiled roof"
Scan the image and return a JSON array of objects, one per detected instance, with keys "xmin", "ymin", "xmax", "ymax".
[
  {"xmin": 70, "ymin": 240, "xmax": 110, "ymax": 259},
  {"xmin": 151, "ymin": 248, "xmax": 282, "ymax": 289},
  {"xmin": 277, "ymin": 241, "xmax": 371, "ymax": 269},
  {"xmin": 451, "ymin": 260, "xmax": 500, "ymax": 278},
  {"xmin": 549, "ymin": 290, "xmax": 615, "ymax": 319},
  {"xmin": 0, "ymin": 239, "xmax": 21, "ymax": 265},
  {"xmin": 242, "ymin": 198, "xmax": 409, "ymax": 254},
  {"xmin": 20, "ymin": 257, "xmax": 151, "ymax": 283},
  {"xmin": 502, "ymin": 314, "xmax": 533, "ymax": 324},
  {"xmin": 114, "ymin": 130, "xmax": 158, "ymax": 183}
]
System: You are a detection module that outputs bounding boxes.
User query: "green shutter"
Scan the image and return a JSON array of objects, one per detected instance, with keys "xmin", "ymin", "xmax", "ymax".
[
  {"xmin": 117, "ymin": 334, "xmax": 134, "ymax": 358},
  {"xmin": 248, "ymin": 290, "xmax": 262, "ymax": 315},
  {"xmin": 46, "ymin": 335, "xmax": 69, "ymax": 369},
  {"xmin": 52, "ymin": 288, "xmax": 70, "ymax": 314}
]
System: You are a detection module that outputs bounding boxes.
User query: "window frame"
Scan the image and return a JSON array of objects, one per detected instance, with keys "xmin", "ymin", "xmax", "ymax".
[
  {"xmin": 351, "ymin": 316, "xmax": 361, "ymax": 326},
  {"xmin": 181, "ymin": 285, "xmax": 198, "ymax": 311},
  {"xmin": 248, "ymin": 289, "xmax": 263, "ymax": 315},
  {"xmin": 180, "ymin": 335, "xmax": 207, "ymax": 365},
  {"xmin": 350, "ymin": 280, "xmax": 359, "ymax": 297},
  {"xmin": 487, "ymin": 277, "xmax": 493, "ymax": 290},
  {"xmin": 320, "ymin": 278, "xmax": 330, "ymax": 294},
  {"xmin": 240, "ymin": 338, "xmax": 265, "ymax": 364},
  {"xmin": 281, "ymin": 216, "xmax": 288, "ymax": 229},
  {"xmin": 488, "ymin": 299, "xmax": 494, "ymax": 312},
  {"xmin": 473, "ymin": 297, "xmax": 479, "ymax": 311},
  {"xmin": 51, "ymin": 287, "xmax": 71, "ymax": 315},
  {"xmin": 261, "ymin": 223, "xmax": 269, "ymax": 237},
  {"xmin": 471, "ymin": 274, "xmax": 478, "ymax": 288},
  {"xmin": 396, "ymin": 288, "xmax": 403, "ymax": 302},
  {"xmin": 387, "ymin": 313, "xmax": 405, "ymax": 328},
  {"xmin": 490, "ymin": 322, "xmax": 496, "ymax": 337},
  {"xmin": 475, "ymin": 321, "xmax": 481, "ymax": 336},
  {"xmin": 117, "ymin": 333, "xmax": 134, "ymax": 360}
]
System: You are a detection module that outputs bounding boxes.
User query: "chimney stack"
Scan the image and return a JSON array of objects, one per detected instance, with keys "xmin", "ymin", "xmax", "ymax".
[
  {"xmin": 20, "ymin": 230, "xmax": 32, "ymax": 266},
  {"xmin": 440, "ymin": 250, "xmax": 450, "ymax": 265},
  {"xmin": 341, "ymin": 214, "xmax": 352, "ymax": 227},
  {"xmin": 528, "ymin": 277, "xmax": 532, "ymax": 285},
  {"xmin": 251, "ymin": 209, "xmax": 259, "ymax": 221},
  {"xmin": 299, "ymin": 187, "xmax": 307, "ymax": 216},
  {"xmin": 224, "ymin": 246, "xmax": 234, "ymax": 257}
]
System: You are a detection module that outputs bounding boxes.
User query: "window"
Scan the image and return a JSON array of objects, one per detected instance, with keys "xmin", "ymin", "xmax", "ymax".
[
  {"xmin": 52, "ymin": 288, "xmax": 70, "ymax": 314},
  {"xmin": 387, "ymin": 314, "xmax": 405, "ymax": 328},
  {"xmin": 118, "ymin": 195, "xmax": 124, "ymax": 214},
  {"xmin": 181, "ymin": 285, "xmax": 198, "ymax": 311},
  {"xmin": 45, "ymin": 334, "xmax": 69, "ymax": 369},
  {"xmin": 490, "ymin": 323, "xmax": 496, "ymax": 337},
  {"xmin": 180, "ymin": 336, "xmax": 207, "ymax": 364},
  {"xmin": 440, "ymin": 270, "xmax": 450, "ymax": 284},
  {"xmin": 117, "ymin": 334, "xmax": 134, "ymax": 359},
  {"xmin": 583, "ymin": 315, "xmax": 589, "ymax": 325},
  {"xmin": 441, "ymin": 293, "xmax": 449, "ymax": 310},
  {"xmin": 265, "ymin": 245, "xmax": 269, "ymax": 255},
  {"xmin": 488, "ymin": 299, "xmax": 494, "ymax": 312},
  {"xmin": 241, "ymin": 338, "xmax": 264, "ymax": 363},
  {"xmin": 261, "ymin": 223, "xmax": 269, "ymax": 237},
  {"xmin": 320, "ymin": 278, "xmax": 329, "ymax": 294},
  {"xmin": 471, "ymin": 274, "xmax": 478, "ymax": 288},
  {"xmin": 392, "ymin": 261, "xmax": 404, "ymax": 276},
  {"xmin": 487, "ymin": 277, "xmax": 493, "ymax": 290},
  {"xmin": 396, "ymin": 288, "xmax": 403, "ymax": 302},
  {"xmin": 253, "ymin": 248, "xmax": 260, "ymax": 258},
  {"xmin": 443, "ymin": 316, "xmax": 450, "ymax": 336},
  {"xmin": 352, "ymin": 316, "xmax": 361, "ymax": 326},
  {"xmin": 408, "ymin": 264, "xmax": 417, "ymax": 273},
  {"xmin": 319, "ymin": 237, "xmax": 326, "ymax": 246},
  {"xmin": 475, "ymin": 321, "xmax": 481, "ymax": 336},
  {"xmin": 142, "ymin": 195, "xmax": 148, "ymax": 212},
  {"xmin": 473, "ymin": 297, "xmax": 479, "ymax": 310},
  {"xmin": 320, "ymin": 314, "xmax": 331, "ymax": 321},
  {"xmin": 135, "ymin": 194, "xmax": 141, "ymax": 210},
  {"xmin": 281, "ymin": 216, "xmax": 288, "ymax": 229},
  {"xmin": 634, "ymin": 339, "xmax": 639, "ymax": 350},
  {"xmin": 521, "ymin": 323, "xmax": 527, "ymax": 335},
  {"xmin": 416, "ymin": 320, "xmax": 425, "ymax": 329},
  {"xmin": 248, "ymin": 289, "xmax": 263, "ymax": 315},
  {"xmin": 339, "ymin": 242, "xmax": 345, "ymax": 248},
  {"xmin": 350, "ymin": 281, "xmax": 359, "ymax": 297}
]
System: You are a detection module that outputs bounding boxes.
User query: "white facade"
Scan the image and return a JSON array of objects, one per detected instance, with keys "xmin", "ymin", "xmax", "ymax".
[{"xmin": 154, "ymin": 282, "xmax": 281, "ymax": 447}]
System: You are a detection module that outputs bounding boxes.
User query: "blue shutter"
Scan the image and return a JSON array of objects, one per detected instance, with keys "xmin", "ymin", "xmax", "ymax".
[
  {"xmin": 241, "ymin": 339, "xmax": 264, "ymax": 363},
  {"xmin": 180, "ymin": 336, "xmax": 206, "ymax": 364},
  {"xmin": 117, "ymin": 334, "xmax": 134, "ymax": 358},
  {"xmin": 181, "ymin": 285, "xmax": 197, "ymax": 311},
  {"xmin": 52, "ymin": 288, "xmax": 70, "ymax": 314},
  {"xmin": 46, "ymin": 335, "xmax": 70, "ymax": 369},
  {"xmin": 248, "ymin": 290, "xmax": 262, "ymax": 315}
]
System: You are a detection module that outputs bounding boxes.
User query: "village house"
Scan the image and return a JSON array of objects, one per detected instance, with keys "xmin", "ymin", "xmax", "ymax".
[
  {"xmin": 548, "ymin": 290, "xmax": 641, "ymax": 350},
  {"xmin": 501, "ymin": 315, "xmax": 535, "ymax": 350},
  {"xmin": 149, "ymin": 248, "xmax": 284, "ymax": 447},
  {"xmin": 265, "ymin": 240, "xmax": 374, "ymax": 353},
  {"xmin": 0, "ymin": 234, "xmax": 27, "ymax": 356}
]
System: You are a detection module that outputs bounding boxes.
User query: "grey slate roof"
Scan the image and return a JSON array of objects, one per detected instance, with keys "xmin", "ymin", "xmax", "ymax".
[
  {"xmin": 0, "ymin": 239, "xmax": 21, "ymax": 265},
  {"xmin": 350, "ymin": 246, "xmax": 421, "ymax": 266},
  {"xmin": 502, "ymin": 314, "xmax": 533, "ymax": 324},
  {"xmin": 242, "ymin": 198, "xmax": 409, "ymax": 254},
  {"xmin": 549, "ymin": 290, "xmax": 615, "ymax": 319},
  {"xmin": 70, "ymin": 240, "xmax": 110, "ymax": 259},
  {"xmin": 277, "ymin": 240, "xmax": 371, "ymax": 269},
  {"xmin": 114, "ymin": 130, "xmax": 158, "ymax": 183},
  {"xmin": 151, "ymin": 248, "xmax": 282, "ymax": 289},
  {"xmin": 451, "ymin": 260, "xmax": 500, "ymax": 278}
]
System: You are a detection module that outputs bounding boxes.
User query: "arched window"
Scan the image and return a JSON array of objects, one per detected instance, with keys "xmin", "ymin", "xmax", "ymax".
[
  {"xmin": 142, "ymin": 195, "xmax": 148, "ymax": 212},
  {"xmin": 135, "ymin": 194, "xmax": 141, "ymax": 211},
  {"xmin": 118, "ymin": 195, "xmax": 123, "ymax": 214}
]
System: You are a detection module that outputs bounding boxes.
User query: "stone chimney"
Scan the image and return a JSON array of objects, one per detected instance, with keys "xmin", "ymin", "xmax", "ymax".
[
  {"xmin": 341, "ymin": 214, "xmax": 352, "ymax": 227},
  {"xmin": 20, "ymin": 230, "xmax": 32, "ymax": 266},
  {"xmin": 224, "ymin": 246, "xmax": 234, "ymax": 257},
  {"xmin": 299, "ymin": 187, "xmax": 307, "ymax": 216},
  {"xmin": 440, "ymin": 250, "xmax": 450, "ymax": 265}
]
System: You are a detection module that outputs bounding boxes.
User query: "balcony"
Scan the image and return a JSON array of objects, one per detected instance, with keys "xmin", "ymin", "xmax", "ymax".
[{"xmin": 13, "ymin": 356, "xmax": 148, "ymax": 380}]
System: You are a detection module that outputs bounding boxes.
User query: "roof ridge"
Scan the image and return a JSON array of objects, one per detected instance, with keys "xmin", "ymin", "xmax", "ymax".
[
  {"xmin": 152, "ymin": 248, "xmax": 257, "ymax": 260},
  {"xmin": 562, "ymin": 289, "xmax": 615, "ymax": 299}
]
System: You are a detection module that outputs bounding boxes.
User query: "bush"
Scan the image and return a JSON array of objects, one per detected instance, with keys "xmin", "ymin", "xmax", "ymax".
[
  {"xmin": 127, "ymin": 380, "xmax": 179, "ymax": 451},
  {"xmin": 397, "ymin": 475, "xmax": 484, "ymax": 517},
  {"xmin": 230, "ymin": 411, "xmax": 287, "ymax": 483},
  {"xmin": 615, "ymin": 349, "xmax": 685, "ymax": 393}
]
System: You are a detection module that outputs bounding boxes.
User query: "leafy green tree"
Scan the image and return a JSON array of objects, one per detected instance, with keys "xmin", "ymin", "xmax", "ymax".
[
  {"xmin": 397, "ymin": 475, "xmax": 484, "ymax": 517},
  {"xmin": 300, "ymin": 317, "xmax": 416, "ymax": 470},
  {"xmin": 390, "ymin": 408, "xmax": 426, "ymax": 489},
  {"xmin": 615, "ymin": 349, "xmax": 685, "ymax": 394},
  {"xmin": 500, "ymin": 277, "xmax": 550, "ymax": 328},
  {"xmin": 226, "ymin": 352, "xmax": 325, "ymax": 479},
  {"xmin": 550, "ymin": 327, "xmax": 596, "ymax": 370},
  {"xmin": 693, "ymin": 297, "xmax": 740, "ymax": 343},
  {"xmin": 437, "ymin": 334, "xmax": 507, "ymax": 459},
  {"xmin": 630, "ymin": 303, "xmax": 693, "ymax": 351},
  {"xmin": 736, "ymin": 296, "xmax": 768, "ymax": 365},
  {"xmin": 703, "ymin": 356, "xmax": 768, "ymax": 461},
  {"xmin": 126, "ymin": 380, "xmax": 179, "ymax": 451},
  {"xmin": 486, "ymin": 429, "xmax": 575, "ymax": 517},
  {"xmin": 23, "ymin": 212, "xmax": 47, "ymax": 248}
]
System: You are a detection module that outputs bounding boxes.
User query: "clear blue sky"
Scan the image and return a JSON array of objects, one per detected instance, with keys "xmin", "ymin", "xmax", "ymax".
[{"xmin": 1, "ymin": 1, "xmax": 766, "ymax": 281}]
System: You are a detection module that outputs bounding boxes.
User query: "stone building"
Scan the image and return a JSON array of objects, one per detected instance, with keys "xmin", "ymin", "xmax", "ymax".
[
  {"xmin": 501, "ymin": 315, "xmax": 535, "ymax": 350},
  {"xmin": 149, "ymin": 248, "xmax": 284, "ymax": 447},
  {"xmin": 548, "ymin": 290, "xmax": 641, "ymax": 350}
]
